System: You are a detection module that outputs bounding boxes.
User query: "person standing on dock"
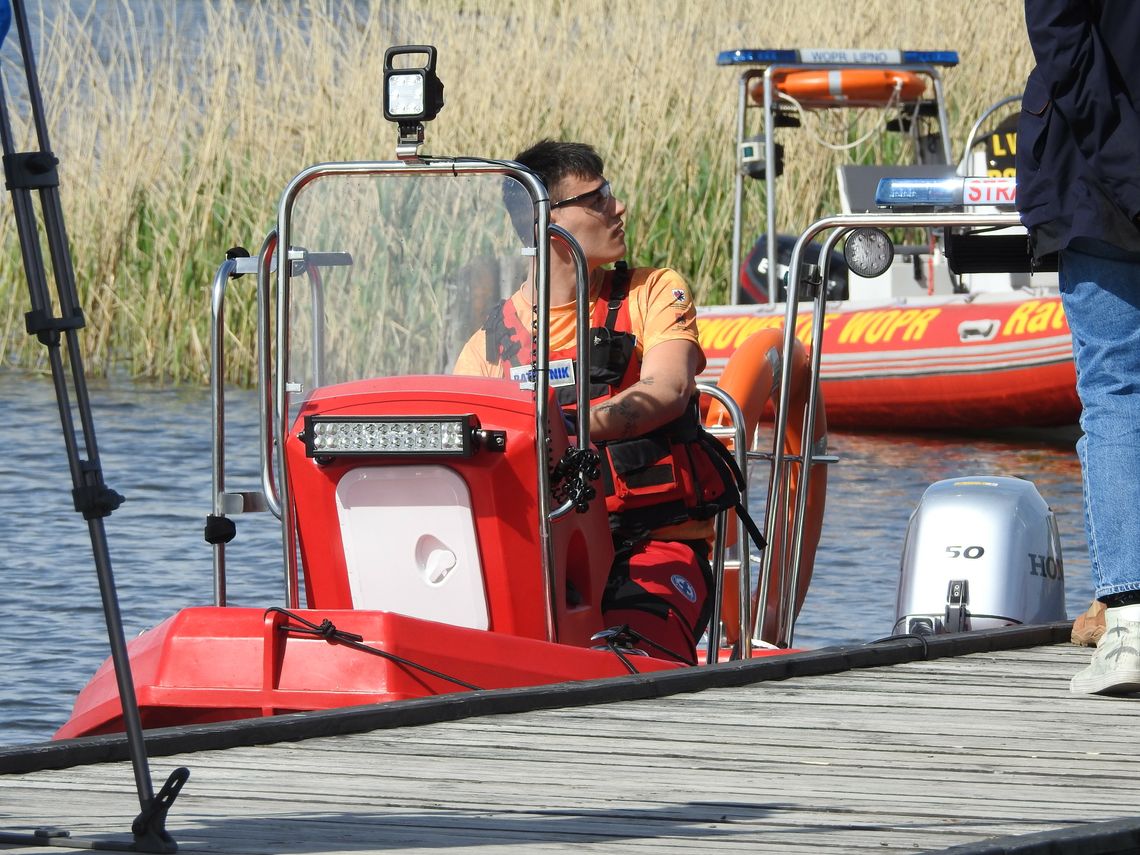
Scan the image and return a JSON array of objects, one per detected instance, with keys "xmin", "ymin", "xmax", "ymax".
[
  {"xmin": 455, "ymin": 140, "xmax": 730, "ymax": 665},
  {"xmin": 1017, "ymin": 0, "xmax": 1140, "ymax": 694}
]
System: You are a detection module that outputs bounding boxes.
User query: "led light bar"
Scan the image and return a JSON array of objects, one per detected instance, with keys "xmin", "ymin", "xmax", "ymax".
[
  {"xmin": 875, "ymin": 176, "xmax": 1017, "ymax": 208},
  {"xmin": 716, "ymin": 48, "xmax": 958, "ymax": 67},
  {"xmin": 304, "ymin": 414, "xmax": 476, "ymax": 458}
]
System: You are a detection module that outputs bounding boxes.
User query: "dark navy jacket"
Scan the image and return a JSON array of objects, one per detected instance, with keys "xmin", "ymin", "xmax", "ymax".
[{"xmin": 1016, "ymin": 0, "xmax": 1140, "ymax": 258}]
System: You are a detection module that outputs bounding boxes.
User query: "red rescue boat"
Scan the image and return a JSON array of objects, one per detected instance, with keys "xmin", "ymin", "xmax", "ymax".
[
  {"xmin": 55, "ymin": 49, "xmax": 1077, "ymax": 743},
  {"xmin": 698, "ymin": 292, "xmax": 1078, "ymax": 430},
  {"xmin": 715, "ymin": 48, "xmax": 1079, "ymax": 431},
  {"xmin": 55, "ymin": 155, "xmax": 817, "ymax": 741}
]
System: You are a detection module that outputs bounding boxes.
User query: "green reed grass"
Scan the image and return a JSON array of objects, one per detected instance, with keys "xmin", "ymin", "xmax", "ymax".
[{"xmin": 0, "ymin": 0, "xmax": 1035, "ymax": 384}]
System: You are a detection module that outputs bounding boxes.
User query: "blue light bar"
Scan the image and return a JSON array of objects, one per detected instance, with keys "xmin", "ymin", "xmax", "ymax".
[
  {"xmin": 717, "ymin": 49, "xmax": 799, "ymax": 66},
  {"xmin": 717, "ymin": 48, "xmax": 958, "ymax": 67},
  {"xmin": 875, "ymin": 177, "xmax": 962, "ymax": 207},
  {"xmin": 875, "ymin": 176, "xmax": 1017, "ymax": 208},
  {"xmin": 901, "ymin": 50, "xmax": 959, "ymax": 66}
]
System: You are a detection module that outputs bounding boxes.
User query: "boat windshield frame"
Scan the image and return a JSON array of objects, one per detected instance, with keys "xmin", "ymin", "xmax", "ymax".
[{"xmin": 247, "ymin": 158, "xmax": 591, "ymax": 639}]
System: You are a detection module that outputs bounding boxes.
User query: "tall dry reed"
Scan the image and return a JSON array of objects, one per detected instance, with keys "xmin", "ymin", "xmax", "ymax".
[{"xmin": 0, "ymin": 0, "xmax": 1034, "ymax": 383}]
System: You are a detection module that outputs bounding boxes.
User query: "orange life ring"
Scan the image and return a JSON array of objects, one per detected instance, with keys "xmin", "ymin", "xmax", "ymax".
[
  {"xmin": 752, "ymin": 68, "xmax": 926, "ymax": 109},
  {"xmin": 704, "ymin": 328, "xmax": 828, "ymax": 647}
]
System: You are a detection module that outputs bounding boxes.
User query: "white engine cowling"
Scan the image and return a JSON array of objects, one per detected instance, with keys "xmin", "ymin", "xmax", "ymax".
[{"xmin": 894, "ymin": 475, "xmax": 1066, "ymax": 636}]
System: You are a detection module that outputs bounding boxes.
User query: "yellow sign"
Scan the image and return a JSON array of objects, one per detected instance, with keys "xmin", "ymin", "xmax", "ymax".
[
  {"xmin": 1001, "ymin": 299, "xmax": 1067, "ymax": 336},
  {"xmin": 698, "ymin": 314, "xmax": 834, "ymax": 350},
  {"xmin": 836, "ymin": 308, "xmax": 941, "ymax": 345}
]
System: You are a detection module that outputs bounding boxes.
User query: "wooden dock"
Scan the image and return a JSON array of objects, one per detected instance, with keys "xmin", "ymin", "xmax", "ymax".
[{"xmin": 3, "ymin": 626, "xmax": 1140, "ymax": 854}]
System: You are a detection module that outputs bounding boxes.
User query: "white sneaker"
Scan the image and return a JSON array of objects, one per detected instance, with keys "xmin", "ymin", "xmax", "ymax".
[{"xmin": 1071, "ymin": 605, "xmax": 1140, "ymax": 695}]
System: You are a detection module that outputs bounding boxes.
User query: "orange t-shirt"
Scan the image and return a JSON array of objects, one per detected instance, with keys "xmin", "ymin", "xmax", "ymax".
[
  {"xmin": 454, "ymin": 266, "xmax": 712, "ymax": 544},
  {"xmin": 453, "ymin": 266, "xmax": 706, "ymax": 376}
]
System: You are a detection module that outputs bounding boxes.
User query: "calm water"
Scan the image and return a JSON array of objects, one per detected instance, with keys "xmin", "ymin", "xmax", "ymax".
[{"xmin": 0, "ymin": 372, "xmax": 1092, "ymax": 746}]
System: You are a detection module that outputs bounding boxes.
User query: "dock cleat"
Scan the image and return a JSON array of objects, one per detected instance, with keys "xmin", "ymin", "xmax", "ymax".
[{"xmin": 590, "ymin": 626, "xmax": 651, "ymax": 656}]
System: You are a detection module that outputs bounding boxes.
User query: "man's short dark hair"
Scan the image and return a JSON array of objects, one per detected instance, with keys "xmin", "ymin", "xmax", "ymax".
[
  {"xmin": 504, "ymin": 140, "xmax": 605, "ymax": 241},
  {"xmin": 515, "ymin": 140, "xmax": 605, "ymax": 194}
]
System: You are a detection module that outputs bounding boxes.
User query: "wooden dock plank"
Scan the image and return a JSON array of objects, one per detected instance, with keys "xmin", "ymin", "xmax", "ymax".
[{"xmin": 2, "ymin": 642, "xmax": 1138, "ymax": 854}]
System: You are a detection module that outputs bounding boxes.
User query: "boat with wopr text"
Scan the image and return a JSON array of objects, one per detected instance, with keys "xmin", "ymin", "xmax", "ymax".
[{"xmin": 700, "ymin": 46, "xmax": 1078, "ymax": 430}]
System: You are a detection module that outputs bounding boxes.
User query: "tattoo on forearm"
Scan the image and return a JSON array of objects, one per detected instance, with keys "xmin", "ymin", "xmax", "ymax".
[
  {"xmin": 595, "ymin": 376, "xmax": 674, "ymax": 439},
  {"xmin": 611, "ymin": 398, "xmax": 639, "ymax": 438},
  {"xmin": 595, "ymin": 396, "xmax": 640, "ymax": 439}
]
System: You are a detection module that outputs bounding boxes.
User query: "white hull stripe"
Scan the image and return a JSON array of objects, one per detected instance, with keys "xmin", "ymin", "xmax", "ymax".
[{"xmin": 701, "ymin": 341, "xmax": 1074, "ymax": 382}]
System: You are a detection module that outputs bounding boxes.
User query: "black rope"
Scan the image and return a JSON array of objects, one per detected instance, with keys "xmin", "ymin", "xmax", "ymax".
[
  {"xmin": 599, "ymin": 623, "xmax": 695, "ymax": 667},
  {"xmin": 265, "ymin": 607, "xmax": 482, "ymax": 691},
  {"xmin": 550, "ymin": 445, "xmax": 600, "ymax": 512},
  {"xmin": 602, "ymin": 641, "xmax": 640, "ymax": 675}
]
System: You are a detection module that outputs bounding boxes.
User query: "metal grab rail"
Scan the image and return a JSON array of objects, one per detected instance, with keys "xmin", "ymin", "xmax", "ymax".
[
  {"xmin": 760, "ymin": 210, "xmax": 1023, "ymax": 648},
  {"xmin": 209, "ymin": 241, "xmax": 355, "ymax": 607},
  {"xmin": 209, "ymin": 256, "xmax": 239, "ymax": 605},
  {"xmin": 270, "ymin": 160, "xmax": 567, "ymax": 635},
  {"xmin": 959, "ymin": 95, "xmax": 1022, "ymax": 174},
  {"xmin": 540, "ymin": 224, "xmax": 591, "ymax": 641},
  {"xmin": 256, "ymin": 232, "xmax": 281, "ymax": 523},
  {"xmin": 728, "ymin": 60, "xmax": 954, "ymax": 304},
  {"xmin": 697, "ymin": 383, "xmax": 753, "ymax": 663},
  {"xmin": 547, "ymin": 224, "xmax": 593, "ymax": 521}
]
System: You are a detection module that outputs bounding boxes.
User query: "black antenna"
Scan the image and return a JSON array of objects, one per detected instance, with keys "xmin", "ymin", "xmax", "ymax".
[{"xmin": 0, "ymin": 2, "xmax": 185, "ymax": 851}]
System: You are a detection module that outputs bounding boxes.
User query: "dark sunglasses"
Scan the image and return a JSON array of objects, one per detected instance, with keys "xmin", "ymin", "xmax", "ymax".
[{"xmin": 551, "ymin": 180, "xmax": 613, "ymax": 211}]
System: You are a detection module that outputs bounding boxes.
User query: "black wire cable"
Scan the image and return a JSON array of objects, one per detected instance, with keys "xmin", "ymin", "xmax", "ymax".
[
  {"xmin": 866, "ymin": 632, "xmax": 931, "ymax": 659},
  {"xmin": 264, "ymin": 607, "xmax": 482, "ymax": 691}
]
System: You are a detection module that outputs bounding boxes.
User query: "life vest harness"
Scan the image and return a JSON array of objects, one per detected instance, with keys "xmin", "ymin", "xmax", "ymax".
[
  {"xmin": 485, "ymin": 263, "xmax": 637, "ymax": 409},
  {"xmin": 601, "ymin": 398, "xmax": 766, "ymax": 552},
  {"xmin": 483, "ymin": 264, "xmax": 766, "ymax": 553}
]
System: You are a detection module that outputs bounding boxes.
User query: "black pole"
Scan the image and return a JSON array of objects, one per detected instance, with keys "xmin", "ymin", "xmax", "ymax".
[{"xmin": 0, "ymin": 2, "xmax": 184, "ymax": 851}]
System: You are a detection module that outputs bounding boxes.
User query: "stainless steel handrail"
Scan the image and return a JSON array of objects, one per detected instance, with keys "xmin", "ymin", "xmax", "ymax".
[
  {"xmin": 959, "ymin": 95, "xmax": 1022, "ymax": 174},
  {"xmin": 209, "ymin": 256, "xmax": 239, "ymax": 605},
  {"xmin": 271, "ymin": 160, "xmax": 562, "ymax": 633},
  {"xmin": 547, "ymin": 224, "xmax": 592, "ymax": 522},
  {"xmin": 760, "ymin": 210, "xmax": 1023, "ymax": 647},
  {"xmin": 777, "ymin": 226, "xmax": 843, "ymax": 642},
  {"xmin": 257, "ymin": 231, "xmax": 281, "ymax": 521},
  {"xmin": 538, "ymin": 224, "xmax": 591, "ymax": 639},
  {"xmin": 728, "ymin": 62, "xmax": 953, "ymax": 304},
  {"xmin": 206, "ymin": 232, "xmax": 305, "ymax": 610},
  {"xmin": 697, "ymin": 383, "xmax": 752, "ymax": 663}
]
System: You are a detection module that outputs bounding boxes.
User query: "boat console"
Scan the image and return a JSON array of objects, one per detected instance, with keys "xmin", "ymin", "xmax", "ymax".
[{"xmin": 285, "ymin": 376, "xmax": 614, "ymax": 647}]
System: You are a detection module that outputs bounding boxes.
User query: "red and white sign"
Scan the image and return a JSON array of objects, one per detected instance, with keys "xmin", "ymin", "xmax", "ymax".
[{"xmin": 962, "ymin": 177, "xmax": 1017, "ymax": 206}]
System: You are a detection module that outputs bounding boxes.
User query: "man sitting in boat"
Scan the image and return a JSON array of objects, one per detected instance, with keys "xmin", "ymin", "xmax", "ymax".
[{"xmin": 454, "ymin": 140, "xmax": 727, "ymax": 665}]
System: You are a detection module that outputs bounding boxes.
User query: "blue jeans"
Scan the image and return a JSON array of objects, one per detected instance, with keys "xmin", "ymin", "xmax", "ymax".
[{"xmin": 1060, "ymin": 242, "xmax": 1140, "ymax": 598}]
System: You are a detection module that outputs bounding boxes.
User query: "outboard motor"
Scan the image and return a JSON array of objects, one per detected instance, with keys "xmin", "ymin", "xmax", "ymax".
[
  {"xmin": 739, "ymin": 233, "xmax": 850, "ymax": 303},
  {"xmin": 894, "ymin": 476, "xmax": 1065, "ymax": 636}
]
